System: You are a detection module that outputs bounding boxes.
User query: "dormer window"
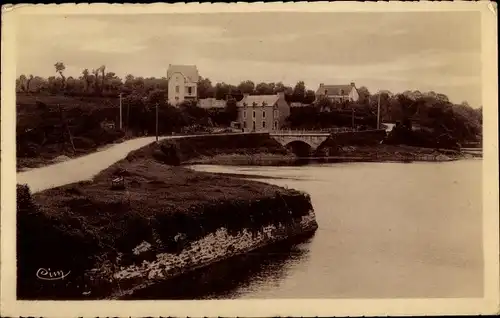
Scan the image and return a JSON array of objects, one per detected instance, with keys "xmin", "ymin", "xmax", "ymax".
[
  {"xmin": 340, "ymin": 89, "xmax": 344, "ymax": 95},
  {"xmin": 324, "ymin": 89, "xmax": 328, "ymax": 95}
]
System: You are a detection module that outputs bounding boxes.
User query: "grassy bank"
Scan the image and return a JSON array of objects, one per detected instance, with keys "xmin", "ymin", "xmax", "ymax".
[
  {"xmin": 16, "ymin": 94, "xmax": 127, "ymax": 171},
  {"xmin": 17, "ymin": 139, "xmax": 314, "ymax": 299},
  {"xmin": 319, "ymin": 144, "xmax": 478, "ymax": 163},
  {"xmin": 126, "ymin": 133, "xmax": 295, "ymax": 166}
]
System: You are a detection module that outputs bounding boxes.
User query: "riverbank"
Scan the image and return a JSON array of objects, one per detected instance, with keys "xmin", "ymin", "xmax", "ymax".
[
  {"xmin": 319, "ymin": 144, "xmax": 481, "ymax": 163},
  {"xmin": 17, "ymin": 144, "xmax": 317, "ymax": 299},
  {"xmin": 186, "ymin": 144, "xmax": 481, "ymax": 166}
]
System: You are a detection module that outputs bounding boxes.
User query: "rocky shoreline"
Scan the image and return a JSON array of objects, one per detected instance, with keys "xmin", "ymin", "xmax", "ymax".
[
  {"xmin": 106, "ymin": 209, "xmax": 318, "ymax": 299},
  {"xmin": 186, "ymin": 145, "xmax": 481, "ymax": 166}
]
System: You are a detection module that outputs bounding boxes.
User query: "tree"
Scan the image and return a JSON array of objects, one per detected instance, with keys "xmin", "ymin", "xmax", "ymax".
[
  {"xmin": 214, "ymin": 82, "xmax": 231, "ymax": 100},
  {"xmin": 224, "ymin": 98, "xmax": 238, "ymax": 122},
  {"xmin": 81, "ymin": 69, "xmax": 90, "ymax": 93},
  {"xmin": 357, "ymin": 86, "xmax": 371, "ymax": 105},
  {"xmin": 255, "ymin": 82, "xmax": 274, "ymax": 95},
  {"xmin": 292, "ymin": 81, "xmax": 306, "ymax": 103},
  {"xmin": 91, "ymin": 68, "xmax": 100, "ymax": 94},
  {"xmin": 54, "ymin": 62, "xmax": 66, "ymax": 90},
  {"xmin": 19, "ymin": 75, "xmax": 27, "ymax": 92},
  {"xmin": 303, "ymin": 90, "xmax": 316, "ymax": 104},
  {"xmin": 274, "ymin": 82, "xmax": 284, "ymax": 92},
  {"xmin": 198, "ymin": 77, "xmax": 214, "ymax": 99},
  {"xmin": 98, "ymin": 65, "xmax": 106, "ymax": 93},
  {"xmin": 237, "ymin": 80, "xmax": 255, "ymax": 95}
]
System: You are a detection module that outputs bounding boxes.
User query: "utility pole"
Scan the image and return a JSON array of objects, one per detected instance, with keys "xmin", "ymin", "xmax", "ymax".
[
  {"xmin": 155, "ymin": 102, "xmax": 159, "ymax": 142},
  {"xmin": 351, "ymin": 107, "xmax": 355, "ymax": 129},
  {"xmin": 119, "ymin": 93, "xmax": 123, "ymax": 130},
  {"xmin": 377, "ymin": 93, "xmax": 381, "ymax": 130}
]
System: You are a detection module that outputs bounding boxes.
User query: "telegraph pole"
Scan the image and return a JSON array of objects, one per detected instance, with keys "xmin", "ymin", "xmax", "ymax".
[
  {"xmin": 351, "ymin": 107, "xmax": 355, "ymax": 129},
  {"xmin": 377, "ymin": 93, "xmax": 381, "ymax": 130},
  {"xmin": 119, "ymin": 93, "xmax": 123, "ymax": 130},
  {"xmin": 155, "ymin": 102, "xmax": 159, "ymax": 142}
]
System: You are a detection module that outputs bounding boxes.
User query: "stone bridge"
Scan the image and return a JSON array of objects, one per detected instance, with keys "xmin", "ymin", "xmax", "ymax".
[{"xmin": 270, "ymin": 131, "xmax": 331, "ymax": 151}]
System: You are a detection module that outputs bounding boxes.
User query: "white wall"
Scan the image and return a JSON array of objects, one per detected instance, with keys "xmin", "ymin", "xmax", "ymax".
[
  {"xmin": 168, "ymin": 73, "xmax": 186, "ymax": 105},
  {"xmin": 167, "ymin": 73, "xmax": 198, "ymax": 106},
  {"xmin": 349, "ymin": 87, "xmax": 360, "ymax": 102}
]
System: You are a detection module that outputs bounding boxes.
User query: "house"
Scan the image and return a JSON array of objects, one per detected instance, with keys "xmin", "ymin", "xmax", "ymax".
[
  {"xmin": 198, "ymin": 98, "xmax": 227, "ymax": 109},
  {"xmin": 236, "ymin": 92, "xmax": 290, "ymax": 132},
  {"xmin": 316, "ymin": 82, "xmax": 359, "ymax": 103},
  {"xmin": 166, "ymin": 64, "xmax": 199, "ymax": 105}
]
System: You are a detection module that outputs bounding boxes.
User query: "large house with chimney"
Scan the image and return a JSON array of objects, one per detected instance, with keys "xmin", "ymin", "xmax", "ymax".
[
  {"xmin": 166, "ymin": 64, "xmax": 199, "ymax": 105},
  {"xmin": 236, "ymin": 92, "xmax": 290, "ymax": 132},
  {"xmin": 316, "ymin": 82, "xmax": 360, "ymax": 103}
]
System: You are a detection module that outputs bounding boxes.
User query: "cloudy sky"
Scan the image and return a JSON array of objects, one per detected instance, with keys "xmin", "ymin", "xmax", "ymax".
[{"xmin": 16, "ymin": 11, "xmax": 481, "ymax": 106}]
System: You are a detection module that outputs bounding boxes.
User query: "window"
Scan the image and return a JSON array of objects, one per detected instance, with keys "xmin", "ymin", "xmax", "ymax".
[
  {"xmin": 340, "ymin": 89, "xmax": 344, "ymax": 95},
  {"xmin": 274, "ymin": 121, "xmax": 278, "ymax": 130},
  {"xmin": 175, "ymin": 86, "xmax": 180, "ymax": 93},
  {"xmin": 324, "ymin": 89, "xmax": 328, "ymax": 95},
  {"xmin": 252, "ymin": 111, "xmax": 256, "ymax": 119},
  {"xmin": 252, "ymin": 121, "xmax": 256, "ymax": 131},
  {"xmin": 243, "ymin": 121, "xmax": 247, "ymax": 128},
  {"xmin": 263, "ymin": 110, "xmax": 266, "ymax": 118},
  {"xmin": 274, "ymin": 109, "xmax": 279, "ymax": 118},
  {"xmin": 187, "ymin": 87, "xmax": 193, "ymax": 95},
  {"xmin": 243, "ymin": 111, "xmax": 246, "ymax": 119},
  {"xmin": 262, "ymin": 121, "xmax": 266, "ymax": 128}
]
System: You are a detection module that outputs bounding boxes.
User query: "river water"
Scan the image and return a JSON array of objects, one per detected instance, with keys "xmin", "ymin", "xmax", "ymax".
[{"xmin": 189, "ymin": 160, "xmax": 483, "ymax": 299}]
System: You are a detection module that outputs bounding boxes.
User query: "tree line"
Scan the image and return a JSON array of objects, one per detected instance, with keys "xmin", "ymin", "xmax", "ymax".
[
  {"xmin": 16, "ymin": 62, "xmax": 319, "ymax": 104},
  {"xmin": 17, "ymin": 62, "xmax": 482, "ymax": 144}
]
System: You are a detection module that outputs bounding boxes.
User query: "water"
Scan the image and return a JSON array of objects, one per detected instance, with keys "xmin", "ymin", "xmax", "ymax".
[{"xmin": 189, "ymin": 160, "xmax": 483, "ymax": 299}]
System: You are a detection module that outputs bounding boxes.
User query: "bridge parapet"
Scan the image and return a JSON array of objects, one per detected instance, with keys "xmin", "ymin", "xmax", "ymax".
[{"xmin": 271, "ymin": 128, "xmax": 356, "ymax": 135}]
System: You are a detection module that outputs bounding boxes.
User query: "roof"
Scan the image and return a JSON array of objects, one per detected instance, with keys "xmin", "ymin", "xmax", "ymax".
[
  {"xmin": 316, "ymin": 84, "xmax": 354, "ymax": 96},
  {"xmin": 237, "ymin": 94, "xmax": 280, "ymax": 107},
  {"xmin": 167, "ymin": 65, "xmax": 199, "ymax": 82}
]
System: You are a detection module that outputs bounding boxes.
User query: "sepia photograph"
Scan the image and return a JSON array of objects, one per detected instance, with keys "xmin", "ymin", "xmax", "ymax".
[{"xmin": 1, "ymin": 2, "xmax": 498, "ymax": 317}]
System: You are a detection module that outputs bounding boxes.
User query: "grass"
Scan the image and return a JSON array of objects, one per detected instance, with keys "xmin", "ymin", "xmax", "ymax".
[
  {"xmin": 17, "ymin": 137, "xmax": 313, "ymax": 299},
  {"xmin": 16, "ymin": 93, "xmax": 126, "ymax": 170}
]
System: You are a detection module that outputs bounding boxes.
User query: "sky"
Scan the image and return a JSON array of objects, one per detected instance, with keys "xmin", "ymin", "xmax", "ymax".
[{"xmin": 16, "ymin": 11, "xmax": 482, "ymax": 107}]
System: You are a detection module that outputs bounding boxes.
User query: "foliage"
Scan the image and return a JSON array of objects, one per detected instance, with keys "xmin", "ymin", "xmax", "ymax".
[{"xmin": 17, "ymin": 62, "xmax": 482, "ymax": 149}]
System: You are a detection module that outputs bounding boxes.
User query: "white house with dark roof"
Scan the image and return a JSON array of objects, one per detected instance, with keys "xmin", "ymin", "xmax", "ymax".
[
  {"xmin": 236, "ymin": 92, "xmax": 290, "ymax": 132},
  {"xmin": 166, "ymin": 64, "xmax": 200, "ymax": 105},
  {"xmin": 316, "ymin": 82, "xmax": 360, "ymax": 103}
]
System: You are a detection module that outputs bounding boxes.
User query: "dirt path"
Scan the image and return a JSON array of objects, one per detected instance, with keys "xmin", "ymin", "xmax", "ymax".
[
  {"xmin": 17, "ymin": 136, "xmax": 167, "ymax": 193},
  {"xmin": 16, "ymin": 132, "xmax": 257, "ymax": 193}
]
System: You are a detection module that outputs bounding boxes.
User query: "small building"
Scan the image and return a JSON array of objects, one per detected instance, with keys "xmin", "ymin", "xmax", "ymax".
[
  {"xmin": 198, "ymin": 98, "xmax": 227, "ymax": 109},
  {"xmin": 316, "ymin": 82, "xmax": 360, "ymax": 103},
  {"xmin": 236, "ymin": 92, "xmax": 290, "ymax": 132},
  {"xmin": 290, "ymin": 102, "xmax": 312, "ymax": 108},
  {"xmin": 166, "ymin": 64, "xmax": 199, "ymax": 106}
]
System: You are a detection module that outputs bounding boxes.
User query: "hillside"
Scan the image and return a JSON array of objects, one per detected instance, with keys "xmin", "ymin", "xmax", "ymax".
[{"xmin": 16, "ymin": 94, "xmax": 126, "ymax": 170}]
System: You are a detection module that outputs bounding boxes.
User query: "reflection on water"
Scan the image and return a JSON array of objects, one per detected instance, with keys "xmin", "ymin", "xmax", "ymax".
[
  {"xmin": 122, "ymin": 233, "xmax": 315, "ymax": 300},
  {"xmin": 189, "ymin": 160, "xmax": 483, "ymax": 299}
]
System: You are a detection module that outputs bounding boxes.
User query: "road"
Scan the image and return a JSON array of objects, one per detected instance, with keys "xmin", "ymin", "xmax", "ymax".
[
  {"xmin": 16, "ymin": 132, "xmax": 262, "ymax": 193},
  {"xmin": 17, "ymin": 136, "xmax": 168, "ymax": 193}
]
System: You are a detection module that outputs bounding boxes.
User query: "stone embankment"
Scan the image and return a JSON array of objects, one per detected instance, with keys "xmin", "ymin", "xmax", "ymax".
[{"xmin": 109, "ymin": 209, "xmax": 317, "ymax": 299}]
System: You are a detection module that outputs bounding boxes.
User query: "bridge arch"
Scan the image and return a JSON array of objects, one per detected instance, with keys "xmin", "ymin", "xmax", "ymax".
[{"xmin": 285, "ymin": 140, "xmax": 314, "ymax": 157}]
